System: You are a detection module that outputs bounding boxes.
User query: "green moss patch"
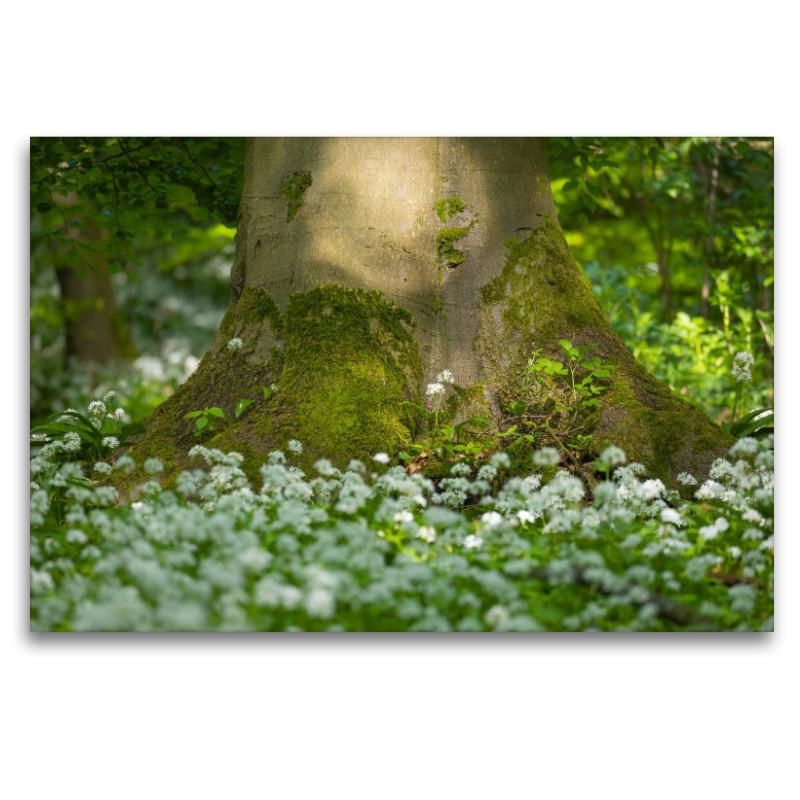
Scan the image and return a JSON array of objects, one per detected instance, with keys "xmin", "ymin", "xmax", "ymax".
[
  {"xmin": 266, "ymin": 285, "xmax": 424, "ymax": 468},
  {"xmin": 437, "ymin": 226, "xmax": 471, "ymax": 268},
  {"xmin": 280, "ymin": 171, "xmax": 312, "ymax": 222},
  {"xmin": 434, "ymin": 196, "xmax": 465, "ymax": 223}
]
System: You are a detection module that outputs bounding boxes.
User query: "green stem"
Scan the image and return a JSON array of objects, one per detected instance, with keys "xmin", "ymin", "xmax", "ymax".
[{"xmin": 731, "ymin": 383, "xmax": 743, "ymax": 425}]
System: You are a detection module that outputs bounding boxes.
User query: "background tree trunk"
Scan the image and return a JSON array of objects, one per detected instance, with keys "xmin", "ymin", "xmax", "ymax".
[
  {"xmin": 51, "ymin": 192, "xmax": 135, "ymax": 366},
  {"xmin": 135, "ymin": 138, "xmax": 731, "ymax": 486}
]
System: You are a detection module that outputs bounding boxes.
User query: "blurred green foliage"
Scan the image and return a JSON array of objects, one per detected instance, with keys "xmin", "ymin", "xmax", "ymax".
[
  {"xmin": 30, "ymin": 137, "xmax": 244, "ymax": 423},
  {"xmin": 548, "ymin": 137, "xmax": 773, "ymax": 420}
]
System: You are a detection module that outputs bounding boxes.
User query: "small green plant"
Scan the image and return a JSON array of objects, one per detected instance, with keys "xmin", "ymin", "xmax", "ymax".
[
  {"xmin": 523, "ymin": 339, "xmax": 614, "ymax": 415},
  {"xmin": 259, "ymin": 384, "xmax": 278, "ymax": 401},
  {"xmin": 437, "ymin": 418, "xmax": 492, "ymax": 460},
  {"xmin": 30, "ymin": 395, "xmax": 144, "ymax": 464},
  {"xmin": 235, "ymin": 399, "xmax": 254, "ymax": 419},
  {"xmin": 184, "ymin": 407, "xmax": 224, "ymax": 436}
]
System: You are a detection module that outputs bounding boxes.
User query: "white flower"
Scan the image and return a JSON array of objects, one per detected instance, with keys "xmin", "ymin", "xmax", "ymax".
[
  {"xmin": 481, "ymin": 511, "xmax": 503, "ymax": 527},
  {"xmin": 640, "ymin": 479, "xmax": 665, "ymax": 500},
  {"xmin": 393, "ymin": 510, "xmax": 414, "ymax": 524},
  {"xmin": 426, "ymin": 382, "xmax": 444, "ymax": 396},
  {"xmin": 101, "ymin": 436, "xmax": 120, "ymax": 450},
  {"xmin": 484, "ymin": 605, "xmax": 510, "ymax": 628},
  {"xmin": 732, "ymin": 351, "xmax": 753, "ymax": 383},
  {"xmin": 489, "ymin": 452, "xmax": 511, "ymax": 469},
  {"xmin": 729, "ymin": 437, "xmax": 760, "ymax": 457},
  {"xmin": 698, "ymin": 525, "xmax": 718, "ymax": 540},
  {"xmin": 677, "ymin": 472, "xmax": 698, "ymax": 486},
  {"xmin": 477, "ymin": 464, "xmax": 497, "ymax": 480},
  {"xmin": 699, "ymin": 517, "xmax": 729, "ymax": 540},
  {"xmin": 436, "ymin": 369, "xmax": 455, "ymax": 384},
  {"xmin": 287, "ymin": 439, "xmax": 303, "ymax": 454},
  {"xmin": 226, "ymin": 337, "xmax": 244, "ymax": 351},
  {"xmin": 695, "ymin": 480, "xmax": 723, "ymax": 500},
  {"xmin": 305, "ymin": 588, "xmax": 335, "ymax": 619},
  {"xmin": 373, "ymin": 452, "xmax": 390, "ymax": 464},
  {"xmin": 88, "ymin": 400, "xmax": 106, "ymax": 417},
  {"xmin": 660, "ymin": 508, "xmax": 683, "ymax": 526},
  {"xmin": 532, "ymin": 447, "xmax": 560, "ymax": 466},
  {"xmin": 728, "ymin": 546, "xmax": 742, "ymax": 559},
  {"xmin": 599, "ymin": 445, "xmax": 626, "ymax": 467},
  {"xmin": 517, "ymin": 510, "xmax": 535, "ymax": 525},
  {"xmin": 103, "ymin": 390, "xmax": 117, "ymax": 403},
  {"xmin": 417, "ymin": 526, "xmax": 437, "ymax": 543},
  {"xmin": 62, "ymin": 432, "xmax": 82, "ymax": 452},
  {"xmin": 114, "ymin": 408, "xmax": 125, "ymax": 420},
  {"xmin": 464, "ymin": 533, "xmax": 484, "ymax": 549}
]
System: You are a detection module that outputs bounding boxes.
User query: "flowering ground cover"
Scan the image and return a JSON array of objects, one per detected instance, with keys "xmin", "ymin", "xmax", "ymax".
[{"xmin": 30, "ymin": 414, "xmax": 773, "ymax": 631}]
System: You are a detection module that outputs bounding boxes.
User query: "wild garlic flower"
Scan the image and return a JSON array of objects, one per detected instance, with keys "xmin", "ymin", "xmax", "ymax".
[
  {"xmin": 226, "ymin": 337, "xmax": 244, "ymax": 352},
  {"xmin": 88, "ymin": 400, "xmax": 106, "ymax": 417},
  {"xmin": 464, "ymin": 533, "xmax": 484, "ymax": 549},
  {"xmin": 532, "ymin": 447, "xmax": 560, "ymax": 466},
  {"xmin": 373, "ymin": 452, "xmax": 390, "ymax": 464},
  {"xmin": 103, "ymin": 391, "xmax": 117, "ymax": 403},
  {"xmin": 436, "ymin": 369, "xmax": 455, "ymax": 385},
  {"xmin": 599, "ymin": 445, "xmax": 627, "ymax": 467},
  {"xmin": 62, "ymin": 432, "xmax": 82, "ymax": 452},
  {"xmin": 480, "ymin": 511, "xmax": 503, "ymax": 527},
  {"xmin": 287, "ymin": 439, "xmax": 303, "ymax": 454},
  {"xmin": 426, "ymin": 382, "xmax": 444, "ymax": 396},
  {"xmin": 677, "ymin": 472, "xmax": 698, "ymax": 486},
  {"xmin": 660, "ymin": 508, "xmax": 683, "ymax": 526},
  {"xmin": 732, "ymin": 351, "xmax": 754, "ymax": 383},
  {"xmin": 101, "ymin": 436, "xmax": 120, "ymax": 450},
  {"xmin": 730, "ymin": 437, "xmax": 760, "ymax": 457},
  {"xmin": 417, "ymin": 526, "xmax": 437, "ymax": 543},
  {"xmin": 639, "ymin": 479, "xmax": 665, "ymax": 500}
]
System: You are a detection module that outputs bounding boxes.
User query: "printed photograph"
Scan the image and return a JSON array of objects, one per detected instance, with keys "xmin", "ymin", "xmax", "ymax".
[{"xmin": 29, "ymin": 137, "xmax": 774, "ymax": 632}]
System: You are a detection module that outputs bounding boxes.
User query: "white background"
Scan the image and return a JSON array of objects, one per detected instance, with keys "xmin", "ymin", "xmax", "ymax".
[{"xmin": 4, "ymin": 3, "xmax": 795, "ymax": 798}]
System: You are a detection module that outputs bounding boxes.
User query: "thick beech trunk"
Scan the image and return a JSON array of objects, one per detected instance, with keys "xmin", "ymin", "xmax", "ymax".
[{"xmin": 136, "ymin": 138, "xmax": 731, "ymax": 486}]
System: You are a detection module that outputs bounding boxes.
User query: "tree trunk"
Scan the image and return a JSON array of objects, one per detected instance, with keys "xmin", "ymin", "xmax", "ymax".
[
  {"xmin": 51, "ymin": 193, "xmax": 135, "ymax": 366},
  {"xmin": 136, "ymin": 138, "xmax": 731, "ymax": 486},
  {"xmin": 55, "ymin": 262, "xmax": 133, "ymax": 366}
]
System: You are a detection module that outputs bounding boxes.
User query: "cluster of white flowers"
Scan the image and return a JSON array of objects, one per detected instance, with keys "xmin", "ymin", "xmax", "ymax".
[
  {"xmin": 436, "ymin": 369, "xmax": 455, "ymax": 385},
  {"xmin": 226, "ymin": 337, "xmax": 244, "ymax": 352},
  {"xmin": 732, "ymin": 351, "xmax": 754, "ymax": 383},
  {"xmin": 426, "ymin": 383, "xmax": 444, "ymax": 396},
  {"xmin": 30, "ymin": 429, "xmax": 773, "ymax": 632}
]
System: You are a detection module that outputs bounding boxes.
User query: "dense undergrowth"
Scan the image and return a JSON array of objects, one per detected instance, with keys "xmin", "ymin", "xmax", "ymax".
[{"xmin": 30, "ymin": 420, "xmax": 774, "ymax": 631}]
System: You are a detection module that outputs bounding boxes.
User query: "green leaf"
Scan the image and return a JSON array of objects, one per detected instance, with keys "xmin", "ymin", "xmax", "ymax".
[
  {"xmin": 184, "ymin": 410, "xmax": 203, "ymax": 419},
  {"xmin": 235, "ymin": 399, "xmax": 253, "ymax": 419},
  {"xmin": 195, "ymin": 416, "xmax": 209, "ymax": 430},
  {"xmin": 508, "ymin": 400, "xmax": 527, "ymax": 417},
  {"xmin": 208, "ymin": 408, "xmax": 224, "ymax": 418}
]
